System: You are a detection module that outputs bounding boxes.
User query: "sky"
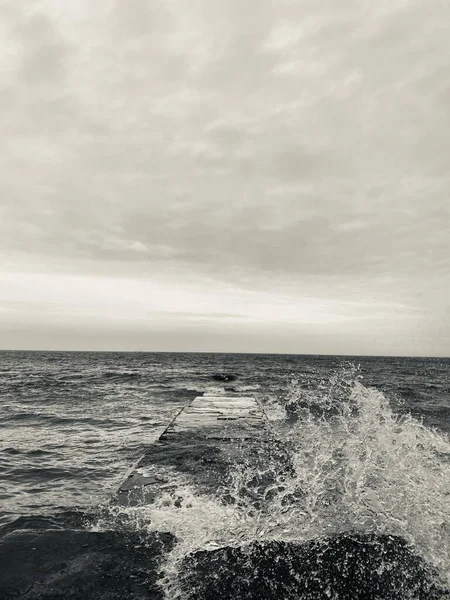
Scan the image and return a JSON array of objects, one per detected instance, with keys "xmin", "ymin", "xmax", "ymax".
[{"xmin": 1, "ymin": 0, "xmax": 450, "ymax": 356}]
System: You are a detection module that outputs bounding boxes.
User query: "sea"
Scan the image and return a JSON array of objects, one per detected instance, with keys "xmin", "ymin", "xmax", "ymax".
[{"xmin": 1, "ymin": 350, "xmax": 450, "ymax": 599}]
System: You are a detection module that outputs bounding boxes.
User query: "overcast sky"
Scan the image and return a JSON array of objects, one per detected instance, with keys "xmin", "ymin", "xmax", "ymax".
[{"xmin": 1, "ymin": 0, "xmax": 450, "ymax": 355}]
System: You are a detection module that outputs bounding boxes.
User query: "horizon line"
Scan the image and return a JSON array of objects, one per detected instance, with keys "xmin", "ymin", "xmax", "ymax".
[{"xmin": 0, "ymin": 348, "xmax": 449, "ymax": 360}]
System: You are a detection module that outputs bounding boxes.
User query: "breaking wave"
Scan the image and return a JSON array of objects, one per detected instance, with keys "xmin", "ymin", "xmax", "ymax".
[{"xmin": 95, "ymin": 364, "xmax": 450, "ymax": 598}]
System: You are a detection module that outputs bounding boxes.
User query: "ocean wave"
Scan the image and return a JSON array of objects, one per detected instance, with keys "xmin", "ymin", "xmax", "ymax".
[
  {"xmin": 0, "ymin": 412, "xmax": 129, "ymax": 428},
  {"xmin": 0, "ymin": 510, "xmax": 93, "ymax": 538},
  {"xmin": 101, "ymin": 371, "xmax": 142, "ymax": 380},
  {"xmin": 101, "ymin": 364, "xmax": 450, "ymax": 598},
  {"xmin": 0, "ymin": 447, "xmax": 53, "ymax": 457},
  {"xmin": 234, "ymin": 384, "xmax": 261, "ymax": 392},
  {"xmin": 3, "ymin": 465, "xmax": 105, "ymax": 482}
]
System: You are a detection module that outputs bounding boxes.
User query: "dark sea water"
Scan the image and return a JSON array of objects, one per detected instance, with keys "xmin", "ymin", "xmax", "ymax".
[{"xmin": 1, "ymin": 351, "xmax": 450, "ymax": 598}]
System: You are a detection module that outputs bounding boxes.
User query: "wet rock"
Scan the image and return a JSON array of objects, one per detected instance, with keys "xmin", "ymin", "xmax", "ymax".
[
  {"xmin": 211, "ymin": 374, "xmax": 238, "ymax": 383},
  {"xmin": 0, "ymin": 529, "xmax": 174, "ymax": 600},
  {"xmin": 180, "ymin": 533, "xmax": 448, "ymax": 600}
]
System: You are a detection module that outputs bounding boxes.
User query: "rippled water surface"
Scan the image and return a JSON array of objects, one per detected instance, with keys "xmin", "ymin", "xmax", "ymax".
[{"xmin": 1, "ymin": 351, "xmax": 450, "ymax": 598}]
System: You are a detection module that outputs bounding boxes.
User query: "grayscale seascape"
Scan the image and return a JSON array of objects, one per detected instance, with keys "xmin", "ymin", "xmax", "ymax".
[
  {"xmin": 1, "ymin": 0, "xmax": 450, "ymax": 597},
  {"xmin": 1, "ymin": 352, "xmax": 450, "ymax": 598}
]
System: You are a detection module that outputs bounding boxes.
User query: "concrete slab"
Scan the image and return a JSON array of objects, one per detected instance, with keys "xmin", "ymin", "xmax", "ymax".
[
  {"xmin": 161, "ymin": 395, "xmax": 267, "ymax": 436},
  {"xmin": 114, "ymin": 395, "xmax": 287, "ymax": 506}
]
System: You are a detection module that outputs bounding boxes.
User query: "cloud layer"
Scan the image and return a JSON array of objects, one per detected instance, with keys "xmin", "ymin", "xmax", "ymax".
[{"xmin": 1, "ymin": 0, "xmax": 449, "ymax": 354}]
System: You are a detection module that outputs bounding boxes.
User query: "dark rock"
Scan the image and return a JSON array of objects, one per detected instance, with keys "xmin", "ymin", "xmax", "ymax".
[
  {"xmin": 180, "ymin": 533, "xmax": 448, "ymax": 600},
  {"xmin": 0, "ymin": 529, "xmax": 174, "ymax": 599},
  {"xmin": 211, "ymin": 374, "xmax": 238, "ymax": 383}
]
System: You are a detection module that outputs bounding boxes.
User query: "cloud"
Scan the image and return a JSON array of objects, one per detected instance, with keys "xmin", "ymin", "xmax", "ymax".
[
  {"xmin": 1, "ymin": 0, "xmax": 450, "ymax": 353},
  {"xmin": 17, "ymin": 12, "xmax": 68, "ymax": 84}
]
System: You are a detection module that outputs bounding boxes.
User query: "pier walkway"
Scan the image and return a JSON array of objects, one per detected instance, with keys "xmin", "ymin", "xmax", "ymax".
[{"xmin": 114, "ymin": 395, "xmax": 283, "ymax": 507}]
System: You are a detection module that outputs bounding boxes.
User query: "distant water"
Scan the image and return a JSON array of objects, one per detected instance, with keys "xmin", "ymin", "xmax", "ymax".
[{"xmin": 1, "ymin": 351, "xmax": 450, "ymax": 597}]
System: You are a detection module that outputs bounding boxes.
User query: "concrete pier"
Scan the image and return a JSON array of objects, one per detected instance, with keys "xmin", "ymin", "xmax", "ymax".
[
  {"xmin": 160, "ymin": 395, "xmax": 267, "ymax": 438},
  {"xmin": 114, "ymin": 395, "xmax": 280, "ymax": 507}
]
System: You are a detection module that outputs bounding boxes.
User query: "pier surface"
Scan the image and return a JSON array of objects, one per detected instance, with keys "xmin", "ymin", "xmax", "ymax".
[
  {"xmin": 161, "ymin": 395, "xmax": 266, "ymax": 438},
  {"xmin": 115, "ymin": 395, "xmax": 279, "ymax": 506}
]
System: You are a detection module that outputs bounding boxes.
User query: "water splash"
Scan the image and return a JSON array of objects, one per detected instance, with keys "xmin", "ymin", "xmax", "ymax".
[
  {"xmin": 96, "ymin": 364, "xmax": 450, "ymax": 598},
  {"xmin": 272, "ymin": 364, "xmax": 450, "ymax": 570}
]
